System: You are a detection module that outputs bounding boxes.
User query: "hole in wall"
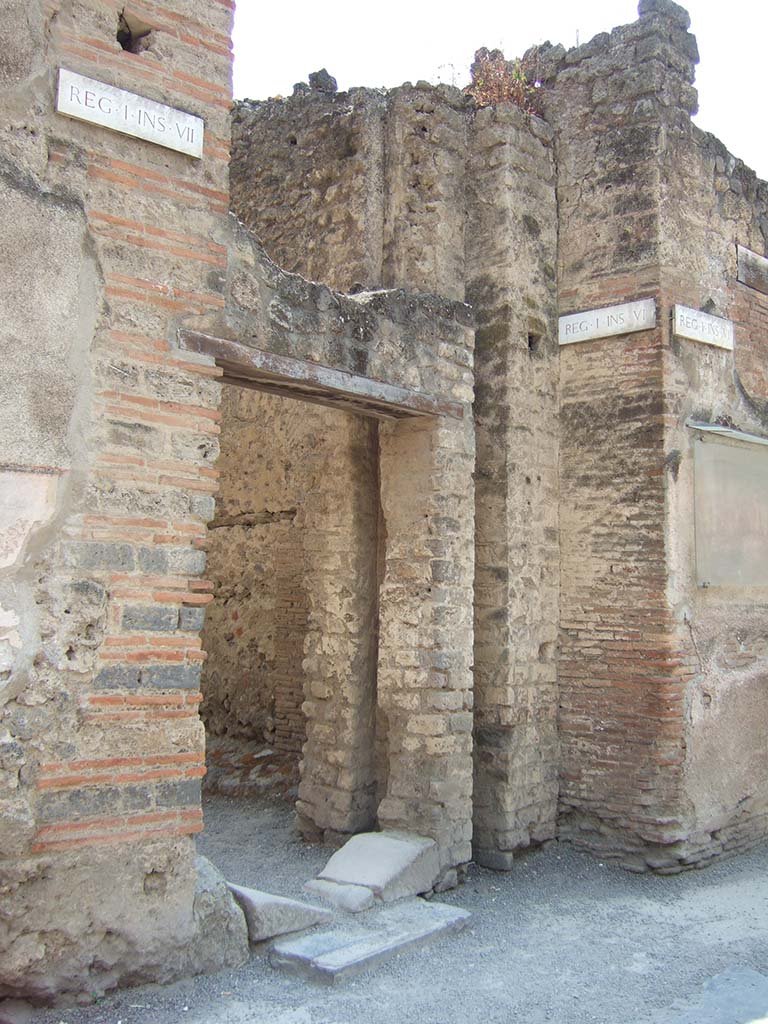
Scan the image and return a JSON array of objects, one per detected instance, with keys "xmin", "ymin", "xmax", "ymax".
[
  {"xmin": 117, "ymin": 9, "xmax": 152, "ymax": 53},
  {"xmin": 528, "ymin": 333, "xmax": 540, "ymax": 355},
  {"xmin": 288, "ymin": 135, "xmax": 298, "ymax": 146}
]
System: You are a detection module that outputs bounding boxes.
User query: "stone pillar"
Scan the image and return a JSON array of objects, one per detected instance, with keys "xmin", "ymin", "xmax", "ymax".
[
  {"xmin": 466, "ymin": 104, "xmax": 560, "ymax": 869},
  {"xmin": 376, "ymin": 414, "xmax": 475, "ymax": 870},
  {"xmin": 542, "ymin": 0, "xmax": 700, "ymax": 867},
  {"xmin": 296, "ymin": 413, "xmax": 379, "ymax": 839}
]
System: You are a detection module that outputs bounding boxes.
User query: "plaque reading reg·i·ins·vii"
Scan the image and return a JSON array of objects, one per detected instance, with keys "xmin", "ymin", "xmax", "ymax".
[{"xmin": 56, "ymin": 68, "xmax": 205, "ymax": 158}]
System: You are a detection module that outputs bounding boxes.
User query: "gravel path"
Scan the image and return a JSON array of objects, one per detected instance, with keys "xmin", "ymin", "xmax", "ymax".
[{"xmin": 33, "ymin": 794, "xmax": 768, "ymax": 1024}]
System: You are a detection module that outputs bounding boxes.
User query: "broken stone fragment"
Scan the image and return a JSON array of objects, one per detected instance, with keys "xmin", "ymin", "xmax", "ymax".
[
  {"xmin": 191, "ymin": 856, "xmax": 250, "ymax": 969},
  {"xmin": 227, "ymin": 883, "xmax": 332, "ymax": 942},
  {"xmin": 316, "ymin": 831, "xmax": 441, "ymax": 902},
  {"xmin": 308, "ymin": 69, "xmax": 337, "ymax": 93},
  {"xmin": 303, "ymin": 878, "xmax": 375, "ymax": 913}
]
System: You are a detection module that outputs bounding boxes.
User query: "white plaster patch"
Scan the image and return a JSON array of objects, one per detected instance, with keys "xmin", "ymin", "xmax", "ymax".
[
  {"xmin": 0, "ymin": 471, "xmax": 58, "ymax": 569},
  {"xmin": 0, "ymin": 604, "xmax": 22, "ymax": 673}
]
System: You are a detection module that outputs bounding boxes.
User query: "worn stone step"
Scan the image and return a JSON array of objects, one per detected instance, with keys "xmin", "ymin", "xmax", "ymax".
[
  {"xmin": 227, "ymin": 883, "xmax": 332, "ymax": 943},
  {"xmin": 315, "ymin": 830, "xmax": 440, "ymax": 903},
  {"xmin": 269, "ymin": 898, "xmax": 471, "ymax": 984}
]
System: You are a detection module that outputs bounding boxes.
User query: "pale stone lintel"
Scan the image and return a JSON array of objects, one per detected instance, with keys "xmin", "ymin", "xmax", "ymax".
[
  {"xmin": 558, "ymin": 298, "xmax": 656, "ymax": 346},
  {"xmin": 737, "ymin": 244, "xmax": 768, "ymax": 296},
  {"xmin": 56, "ymin": 68, "xmax": 204, "ymax": 158},
  {"xmin": 178, "ymin": 330, "xmax": 465, "ymax": 421},
  {"xmin": 673, "ymin": 306, "xmax": 734, "ymax": 350}
]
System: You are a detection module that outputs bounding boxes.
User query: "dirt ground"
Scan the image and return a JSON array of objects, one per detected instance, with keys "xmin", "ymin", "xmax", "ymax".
[{"xmin": 31, "ymin": 793, "xmax": 768, "ymax": 1024}]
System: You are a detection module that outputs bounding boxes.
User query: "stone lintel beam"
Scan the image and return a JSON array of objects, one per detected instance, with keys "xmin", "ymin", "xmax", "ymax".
[{"xmin": 178, "ymin": 330, "xmax": 464, "ymax": 422}]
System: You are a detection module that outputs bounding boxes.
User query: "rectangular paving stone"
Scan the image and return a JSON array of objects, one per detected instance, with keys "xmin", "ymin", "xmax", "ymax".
[{"xmin": 269, "ymin": 899, "xmax": 471, "ymax": 985}]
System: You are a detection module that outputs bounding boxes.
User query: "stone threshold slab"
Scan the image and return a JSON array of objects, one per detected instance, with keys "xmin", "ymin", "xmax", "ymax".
[{"xmin": 269, "ymin": 898, "xmax": 471, "ymax": 985}]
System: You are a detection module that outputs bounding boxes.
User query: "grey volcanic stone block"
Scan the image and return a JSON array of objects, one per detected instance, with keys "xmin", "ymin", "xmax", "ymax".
[
  {"xmin": 269, "ymin": 898, "xmax": 471, "ymax": 984},
  {"xmin": 140, "ymin": 663, "xmax": 201, "ymax": 689},
  {"xmin": 304, "ymin": 879, "xmax": 375, "ymax": 913},
  {"xmin": 317, "ymin": 831, "xmax": 440, "ymax": 902},
  {"xmin": 228, "ymin": 883, "xmax": 332, "ymax": 942},
  {"xmin": 122, "ymin": 605, "xmax": 179, "ymax": 632}
]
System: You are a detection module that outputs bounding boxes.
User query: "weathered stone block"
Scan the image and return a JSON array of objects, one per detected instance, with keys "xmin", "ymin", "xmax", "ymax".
[
  {"xmin": 227, "ymin": 883, "xmax": 332, "ymax": 941},
  {"xmin": 317, "ymin": 831, "xmax": 441, "ymax": 901},
  {"xmin": 303, "ymin": 879, "xmax": 375, "ymax": 913},
  {"xmin": 269, "ymin": 899, "xmax": 471, "ymax": 984},
  {"xmin": 156, "ymin": 778, "xmax": 202, "ymax": 808},
  {"xmin": 93, "ymin": 665, "xmax": 142, "ymax": 689},
  {"xmin": 122, "ymin": 606, "xmax": 180, "ymax": 632},
  {"xmin": 63, "ymin": 542, "xmax": 135, "ymax": 572},
  {"xmin": 141, "ymin": 664, "xmax": 202, "ymax": 690},
  {"xmin": 179, "ymin": 605, "xmax": 207, "ymax": 632}
]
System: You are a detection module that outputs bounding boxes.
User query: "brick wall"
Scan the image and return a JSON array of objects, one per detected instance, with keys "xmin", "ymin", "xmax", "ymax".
[
  {"xmin": 542, "ymin": 1, "xmax": 697, "ymax": 868},
  {"xmin": 0, "ymin": 0, "xmax": 251, "ymax": 1000},
  {"xmin": 658, "ymin": 97, "xmax": 768, "ymax": 866},
  {"xmin": 542, "ymin": 0, "xmax": 768, "ymax": 870},
  {"xmin": 1, "ymin": 2, "xmax": 478, "ymax": 996}
]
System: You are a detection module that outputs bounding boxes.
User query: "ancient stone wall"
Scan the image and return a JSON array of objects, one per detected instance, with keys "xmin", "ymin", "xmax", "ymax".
[
  {"xmin": 541, "ymin": 0, "xmax": 701, "ymax": 869},
  {"xmin": 231, "ymin": 83, "xmax": 469, "ymax": 300},
  {"xmin": 466, "ymin": 105, "xmax": 560, "ymax": 869},
  {"xmin": 0, "ymin": 0, "xmax": 476, "ymax": 1003},
  {"xmin": 231, "ymin": 79, "xmax": 562, "ymax": 868},
  {"xmin": 229, "ymin": 0, "xmax": 768, "ymax": 875},
  {"xmin": 0, "ymin": 0, "xmax": 251, "ymax": 1001},
  {"xmin": 658, "ymin": 112, "xmax": 768, "ymax": 864},
  {"xmin": 201, "ymin": 388, "xmax": 317, "ymax": 753},
  {"xmin": 231, "ymin": 88, "xmax": 386, "ymax": 292},
  {"xmin": 200, "ymin": 388, "xmax": 378, "ymax": 762}
]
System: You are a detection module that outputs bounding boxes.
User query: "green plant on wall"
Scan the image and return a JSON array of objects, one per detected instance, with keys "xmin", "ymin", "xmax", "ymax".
[{"xmin": 465, "ymin": 47, "xmax": 543, "ymax": 115}]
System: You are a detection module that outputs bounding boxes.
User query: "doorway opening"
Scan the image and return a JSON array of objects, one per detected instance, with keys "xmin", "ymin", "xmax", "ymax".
[{"xmin": 197, "ymin": 379, "xmax": 383, "ymax": 886}]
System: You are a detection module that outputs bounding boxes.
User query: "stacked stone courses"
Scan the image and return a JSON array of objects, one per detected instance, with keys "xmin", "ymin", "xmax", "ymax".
[
  {"xmin": 0, "ymin": 0, "xmax": 474, "ymax": 1000},
  {"xmin": 232, "ymin": 78, "xmax": 560, "ymax": 870},
  {"xmin": 2, "ymin": 0, "xmax": 768, "ymax": 1006},
  {"xmin": 230, "ymin": 0, "xmax": 768, "ymax": 874}
]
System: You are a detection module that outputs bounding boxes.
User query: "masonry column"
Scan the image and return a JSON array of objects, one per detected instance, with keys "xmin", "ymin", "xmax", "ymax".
[
  {"xmin": 466, "ymin": 103, "xmax": 560, "ymax": 869},
  {"xmin": 540, "ymin": 0, "xmax": 700, "ymax": 867},
  {"xmin": 296, "ymin": 413, "xmax": 379, "ymax": 839},
  {"xmin": 376, "ymin": 414, "xmax": 475, "ymax": 871}
]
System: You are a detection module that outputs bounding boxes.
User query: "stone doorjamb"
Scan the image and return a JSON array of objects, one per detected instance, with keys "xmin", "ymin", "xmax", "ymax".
[{"xmin": 180, "ymin": 330, "xmax": 475, "ymax": 866}]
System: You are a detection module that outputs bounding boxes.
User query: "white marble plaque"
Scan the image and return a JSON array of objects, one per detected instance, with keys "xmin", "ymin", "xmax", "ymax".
[
  {"xmin": 56, "ymin": 68, "xmax": 204, "ymax": 158},
  {"xmin": 673, "ymin": 305, "xmax": 734, "ymax": 351},
  {"xmin": 558, "ymin": 298, "xmax": 656, "ymax": 346}
]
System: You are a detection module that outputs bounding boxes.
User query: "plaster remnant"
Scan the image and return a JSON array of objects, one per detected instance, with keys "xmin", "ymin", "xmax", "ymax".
[{"xmin": 0, "ymin": 472, "xmax": 58, "ymax": 569}]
